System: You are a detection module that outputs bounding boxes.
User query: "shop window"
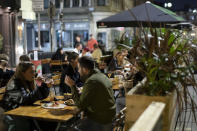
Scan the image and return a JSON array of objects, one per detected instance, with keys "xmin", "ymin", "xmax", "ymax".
[
  {"xmin": 97, "ymin": 0, "xmax": 106, "ymax": 6},
  {"xmin": 64, "ymin": 0, "xmax": 70, "ymax": 8},
  {"xmin": 35, "ymin": 31, "xmax": 49, "ymax": 47},
  {"xmin": 73, "ymin": 0, "xmax": 79, "ymax": 7},
  {"xmin": 82, "ymin": 0, "xmax": 89, "ymax": 7},
  {"xmin": 55, "ymin": 0, "xmax": 60, "ymax": 8},
  {"xmin": 44, "ymin": 0, "xmax": 49, "ymax": 9},
  {"xmin": 73, "ymin": 30, "xmax": 89, "ymax": 47},
  {"xmin": 56, "ymin": 30, "xmax": 72, "ymax": 48}
]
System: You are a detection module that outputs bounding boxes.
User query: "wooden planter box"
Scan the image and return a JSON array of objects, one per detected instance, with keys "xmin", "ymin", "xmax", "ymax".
[{"xmin": 125, "ymin": 91, "xmax": 177, "ymax": 131}]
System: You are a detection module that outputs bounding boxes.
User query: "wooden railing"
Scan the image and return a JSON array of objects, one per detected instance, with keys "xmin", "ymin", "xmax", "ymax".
[{"xmin": 129, "ymin": 102, "xmax": 165, "ymax": 131}]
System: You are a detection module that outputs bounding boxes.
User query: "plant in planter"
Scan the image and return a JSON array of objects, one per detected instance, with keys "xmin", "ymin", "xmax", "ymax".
[{"xmin": 125, "ymin": 28, "xmax": 197, "ymax": 131}]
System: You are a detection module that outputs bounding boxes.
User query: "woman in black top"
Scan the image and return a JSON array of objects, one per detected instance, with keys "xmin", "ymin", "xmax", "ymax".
[
  {"xmin": 60, "ymin": 52, "xmax": 83, "ymax": 94},
  {"xmin": 2, "ymin": 62, "xmax": 51, "ymax": 131},
  {"xmin": 2, "ymin": 62, "xmax": 50, "ymax": 111}
]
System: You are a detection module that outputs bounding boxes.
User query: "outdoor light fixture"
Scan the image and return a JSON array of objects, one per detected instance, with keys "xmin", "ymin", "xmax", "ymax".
[
  {"xmin": 164, "ymin": 2, "xmax": 172, "ymax": 8},
  {"xmin": 193, "ymin": 9, "xmax": 197, "ymax": 13},
  {"xmin": 191, "ymin": 33, "xmax": 195, "ymax": 36}
]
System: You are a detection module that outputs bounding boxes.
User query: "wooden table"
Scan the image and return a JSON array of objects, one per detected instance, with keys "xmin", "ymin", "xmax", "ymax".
[{"xmin": 5, "ymin": 97, "xmax": 79, "ymax": 131}]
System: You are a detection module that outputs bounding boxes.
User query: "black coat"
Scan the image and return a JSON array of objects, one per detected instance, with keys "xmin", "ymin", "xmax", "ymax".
[
  {"xmin": 60, "ymin": 64, "xmax": 83, "ymax": 94},
  {"xmin": 108, "ymin": 58, "xmax": 123, "ymax": 71},
  {"xmin": 2, "ymin": 78, "xmax": 49, "ymax": 111}
]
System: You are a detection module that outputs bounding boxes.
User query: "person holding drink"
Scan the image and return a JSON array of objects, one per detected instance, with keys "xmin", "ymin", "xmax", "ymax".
[{"xmin": 1, "ymin": 61, "xmax": 52, "ymax": 131}]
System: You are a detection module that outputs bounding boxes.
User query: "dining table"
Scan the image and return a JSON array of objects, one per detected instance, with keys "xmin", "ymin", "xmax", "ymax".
[{"xmin": 4, "ymin": 96, "xmax": 80, "ymax": 131}]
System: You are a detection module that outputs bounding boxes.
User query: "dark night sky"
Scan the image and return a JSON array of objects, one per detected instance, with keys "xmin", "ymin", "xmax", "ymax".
[{"xmin": 154, "ymin": 0, "xmax": 197, "ymax": 10}]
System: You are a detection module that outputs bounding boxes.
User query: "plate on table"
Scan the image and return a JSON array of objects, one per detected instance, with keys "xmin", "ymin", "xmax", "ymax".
[
  {"xmin": 64, "ymin": 99, "xmax": 75, "ymax": 106},
  {"xmin": 41, "ymin": 102, "xmax": 66, "ymax": 109}
]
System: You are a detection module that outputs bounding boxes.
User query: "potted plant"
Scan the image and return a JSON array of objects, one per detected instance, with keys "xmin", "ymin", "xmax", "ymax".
[{"xmin": 124, "ymin": 28, "xmax": 197, "ymax": 131}]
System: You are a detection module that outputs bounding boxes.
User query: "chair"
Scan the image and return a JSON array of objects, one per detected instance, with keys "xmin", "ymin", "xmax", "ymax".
[
  {"xmin": 52, "ymin": 74, "xmax": 61, "ymax": 86},
  {"xmin": 113, "ymin": 107, "xmax": 126, "ymax": 131},
  {"xmin": 50, "ymin": 60, "xmax": 63, "ymax": 73}
]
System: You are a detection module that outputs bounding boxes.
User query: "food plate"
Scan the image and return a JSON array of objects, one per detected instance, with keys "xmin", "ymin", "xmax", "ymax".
[
  {"xmin": 41, "ymin": 102, "xmax": 66, "ymax": 109},
  {"xmin": 64, "ymin": 99, "xmax": 75, "ymax": 106}
]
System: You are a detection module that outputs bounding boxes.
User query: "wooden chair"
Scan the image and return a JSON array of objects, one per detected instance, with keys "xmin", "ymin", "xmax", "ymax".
[
  {"xmin": 52, "ymin": 74, "xmax": 61, "ymax": 86},
  {"xmin": 50, "ymin": 60, "xmax": 63, "ymax": 73},
  {"xmin": 41, "ymin": 58, "xmax": 51, "ymax": 64}
]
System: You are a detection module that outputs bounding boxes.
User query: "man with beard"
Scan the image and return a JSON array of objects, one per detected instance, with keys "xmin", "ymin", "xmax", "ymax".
[{"xmin": 65, "ymin": 56, "xmax": 116, "ymax": 131}]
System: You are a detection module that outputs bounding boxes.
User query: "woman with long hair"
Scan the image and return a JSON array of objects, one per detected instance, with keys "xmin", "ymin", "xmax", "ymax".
[
  {"xmin": 51, "ymin": 47, "xmax": 64, "ymax": 61},
  {"xmin": 2, "ymin": 62, "xmax": 51, "ymax": 131},
  {"xmin": 60, "ymin": 52, "xmax": 83, "ymax": 94},
  {"xmin": 108, "ymin": 51, "xmax": 124, "ymax": 72},
  {"xmin": 3, "ymin": 62, "xmax": 50, "ymax": 111}
]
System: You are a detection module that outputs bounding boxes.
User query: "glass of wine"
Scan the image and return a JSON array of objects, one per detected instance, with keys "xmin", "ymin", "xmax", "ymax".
[{"xmin": 108, "ymin": 72, "xmax": 112, "ymax": 78}]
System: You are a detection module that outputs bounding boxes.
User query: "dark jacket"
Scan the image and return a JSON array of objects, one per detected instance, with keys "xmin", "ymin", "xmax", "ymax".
[
  {"xmin": 108, "ymin": 58, "xmax": 123, "ymax": 71},
  {"xmin": 2, "ymin": 78, "xmax": 49, "ymax": 111},
  {"xmin": 71, "ymin": 69, "xmax": 116, "ymax": 124},
  {"xmin": 0, "ymin": 68, "xmax": 15, "ymax": 88},
  {"xmin": 60, "ymin": 64, "xmax": 83, "ymax": 94}
]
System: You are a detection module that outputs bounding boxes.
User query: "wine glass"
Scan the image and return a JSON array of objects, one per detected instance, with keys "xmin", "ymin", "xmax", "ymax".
[{"xmin": 108, "ymin": 72, "xmax": 112, "ymax": 78}]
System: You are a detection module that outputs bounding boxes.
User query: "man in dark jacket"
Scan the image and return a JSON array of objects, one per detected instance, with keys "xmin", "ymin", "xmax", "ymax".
[{"xmin": 65, "ymin": 56, "xmax": 116, "ymax": 131}]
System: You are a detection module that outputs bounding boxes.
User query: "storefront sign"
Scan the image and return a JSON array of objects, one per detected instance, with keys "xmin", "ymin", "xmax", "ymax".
[
  {"xmin": 65, "ymin": 23, "xmax": 89, "ymax": 30},
  {"xmin": 33, "ymin": 0, "xmax": 44, "ymax": 12}
]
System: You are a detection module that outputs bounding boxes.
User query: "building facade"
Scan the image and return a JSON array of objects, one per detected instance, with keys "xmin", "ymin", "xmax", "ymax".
[{"xmin": 24, "ymin": 0, "xmax": 127, "ymax": 52}]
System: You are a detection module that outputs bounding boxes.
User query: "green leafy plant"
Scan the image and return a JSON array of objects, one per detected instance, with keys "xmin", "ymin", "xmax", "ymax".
[{"xmin": 129, "ymin": 28, "xmax": 197, "ymax": 130}]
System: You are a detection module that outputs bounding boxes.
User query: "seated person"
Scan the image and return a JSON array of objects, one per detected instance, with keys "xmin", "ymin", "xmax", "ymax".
[
  {"xmin": 92, "ymin": 44, "xmax": 102, "ymax": 64},
  {"xmin": 2, "ymin": 61, "xmax": 51, "ymax": 111},
  {"xmin": 60, "ymin": 52, "xmax": 83, "ymax": 94},
  {"xmin": 108, "ymin": 51, "xmax": 124, "ymax": 72},
  {"xmin": 0, "ymin": 54, "xmax": 14, "ymax": 88},
  {"xmin": 51, "ymin": 47, "xmax": 64, "ymax": 72},
  {"xmin": 65, "ymin": 56, "xmax": 116, "ymax": 131},
  {"xmin": 51, "ymin": 47, "xmax": 64, "ymax": 61},
  {"xmin": 81, "ymin": 47, "xmax": 92, "ymax": 57},
  {"xmin": 73, "ymin": 43, "xmax": 82, "ymax": 55},
  {"xmin": 2, "ymin": 62, "xmax": 51, "ymax": 130}
]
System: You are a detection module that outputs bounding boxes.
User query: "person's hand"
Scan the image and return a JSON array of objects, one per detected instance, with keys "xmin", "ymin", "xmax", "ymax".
[
  {"xmin": 65, "ymin": 76, "xmax": 75, "ymax": 87},
  {"xmin": 35, "ymin": 76, "xmax": 45, "ymax": 86}
]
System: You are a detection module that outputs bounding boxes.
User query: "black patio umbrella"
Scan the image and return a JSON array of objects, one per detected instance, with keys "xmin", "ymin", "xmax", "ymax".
[{"xmin": 97, "ymin": 2, "xmax": 185, "ymax": 28}]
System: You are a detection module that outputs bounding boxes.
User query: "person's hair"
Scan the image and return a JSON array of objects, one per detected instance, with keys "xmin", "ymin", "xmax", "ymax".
[
  {"xmin": 121, "ymin": 49, "xmax": 128, "ymax": 53},
  {"xmin": 75, "ymin": 43, "xmax": 81, "ymax": 48},
  {"xmin": 90, "ymin": 34, "xmax": 93, "ymax": 37},
  {"xmin": 0, "ymin": 54, "xmax": 9, "ymax": 62},
  {"xmin": 10, "ymin": 62, "xmax": 35, "ymax": 90},
  {"xmin": 115, "ymin": 51, "xmax": 122, "ymax": 57},
  {"xmin": 19, "ymin": 54, "xmax": 31, "ymax": 62},
  {"xmin": 93, "ymin": 44, "xmax": 98, "ymax": 49},
  {"xmin": 56, "ymin": 47, "xmax": 63, "ymax": 54},
  {"xmin": 67, "ymin": 52, "xmax": 79, "ymax": 63},
  {"xmin": 78, "ymin": 56, "xmax": 95, "ymax": 71},
  {"xmin": 52, "ymin": 47, "xmax": 63, "ymax": 60}
]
